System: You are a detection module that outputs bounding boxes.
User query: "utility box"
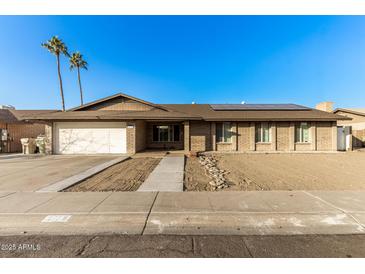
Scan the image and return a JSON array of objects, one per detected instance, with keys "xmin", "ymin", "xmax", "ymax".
[
  {"xmin": 337, "ymin": 126, "xmax": 352, "ymax": 151},
  {"xmin": 35, "ymin": 135, "xmax": 46, "ymax": 154},
  {"xmin": 0, "ymin": 129, "xmax": 8, "ymax": 153}
]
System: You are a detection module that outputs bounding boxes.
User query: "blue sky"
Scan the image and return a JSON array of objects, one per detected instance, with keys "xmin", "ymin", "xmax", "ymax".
[{"xmin": 0, "ymin": 16, "xmax": 364, "ymax": 110}]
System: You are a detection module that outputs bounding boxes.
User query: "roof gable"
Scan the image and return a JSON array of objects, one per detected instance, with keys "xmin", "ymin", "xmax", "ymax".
[
  {"xmin": 68, "ymin": 93, "xmax": 168, "ymax": 112},
  {"xmin": 334, "ymin": 108, "xmax": 365, "ymax": 117}
]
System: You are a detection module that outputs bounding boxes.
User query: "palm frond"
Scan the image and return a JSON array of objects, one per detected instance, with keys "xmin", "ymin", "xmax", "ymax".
[
  {"xmin": 69, "ymin": 51, "xmax": 88, "ymax": 70},
  {"xmin": 41, "ymin": 35, "xmax": 69, "ymax": 56}
]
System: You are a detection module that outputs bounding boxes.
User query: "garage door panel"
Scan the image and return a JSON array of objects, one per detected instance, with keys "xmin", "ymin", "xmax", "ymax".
[
  {"xmin": 109, "ymin": 128, "xmax": 126, "ymax": 153},
  {"xmin": 55, "ymin": 122, "xmax": 126, "ymax": 154}
]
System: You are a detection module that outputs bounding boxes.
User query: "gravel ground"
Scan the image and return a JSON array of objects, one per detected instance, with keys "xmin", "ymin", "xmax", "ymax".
[
  {"xmin": 65, "ymin": 157, "xmax": 161, "ymax": 192},
  {"xmin": 185, "ymin": 152, "xmax": 365, "ymax": 191}
]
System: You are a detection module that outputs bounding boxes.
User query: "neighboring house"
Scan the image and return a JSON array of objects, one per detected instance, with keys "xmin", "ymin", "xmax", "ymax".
[
  {"xmin": 333, "ymin": 108, "xmax": 365, "ymax": 148},
  {"xmin": 0, "ymin": 108, "xmax": 52, "ymax": 153},
  {"xmin": 21, "ymin": 93, "xmax": 350, "ymax": 155}
]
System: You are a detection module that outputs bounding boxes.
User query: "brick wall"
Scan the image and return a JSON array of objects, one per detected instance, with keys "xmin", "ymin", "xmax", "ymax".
[
  {"xmin": 126, "ymin": 124, "xmax": 135, "ymax": 154},
  {"xmin": 190, "ymin": 121, "xmax": 212, "ymax": 152},
  {"xmin": 39, "ymin": 119, "xmax": 337, "ymax": 155},
  {"xmin": 5, "ymin": 123, "xmax": 46, "ymax": 153},
  {"xmin": 237, "ymin": 122, "xmax": 251, "ymax": 151},
  {"xmin": 135, "ymin": 120, "xmax": 147, "ymax": 152},
  {"xmin": 295, "ymin": 143, "xmax": 312, "ymax": 151},
  {"xmin": 44, "ymin": 122, "xmax": 53, "ymax": 154},
  {"xmin": 255, "ymin": 143, "xmax": 273, "ymax": 151},
  {"xmin": 316, "ymin": 122, "xmax": 333, "ymax": 151},
  {"xmin": 276, "ymin": 122, "xmax": 290, "ymax": 151},
  {"xmin": 204, "ymin": 121, "xmax": 336, "ymax": 153}
]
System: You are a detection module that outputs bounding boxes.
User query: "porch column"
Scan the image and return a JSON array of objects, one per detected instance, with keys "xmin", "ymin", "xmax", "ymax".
[
  {"xmin": 311, "ymin": 122, "xmax": 317, "ymax": 151},
  {"xmin": 249, "ymin": 122, "xmax": 255, "ymax": 151},
  {"xmin": 211, "ymin": 122, "xmax": 216, "ymax": 151},
  {"xmin": 332, "ymin": 121, "xmax": 338, "ymax": 151},
  {"xmin": 289, "ymin": 122, "xmax": 295, "ymax": 151},
  {"xmin": 184, "ymin": 121, "xmax": 190, "ymax": 153},
  {"xmin": 235, "ymin": 123, "xmax": 239, "ymax": 151},
  {"xmin": 271, "ymin": 122, "xmax": 277, "ymax": 151}
]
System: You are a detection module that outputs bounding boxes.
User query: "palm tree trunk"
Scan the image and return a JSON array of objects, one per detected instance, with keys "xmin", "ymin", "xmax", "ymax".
[
  {"xmin": 56, "ymin": 54, "xmax": 65, "ymax": 111},
  {"xmin": 77, "ymin": 66, "xmax": 84, "ymax": 105}
]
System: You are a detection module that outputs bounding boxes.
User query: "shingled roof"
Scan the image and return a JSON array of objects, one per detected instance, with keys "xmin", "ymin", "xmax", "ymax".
[
  {"xmin": 22, "ymin": 108, "xmax": 201, "ymax": 121},
  {"xmin": 0, "ymin": 109, "xmax": 57, "ymax": 124},
  {"xmin": 17, "ymin": 93, "xmax": 350, "ymax": 122},
  {"xmin": 334, "ymin": 108, "xmax": 365, "ymax": 117},
  {"xmin": 161, "ymin": 104, "xmax": 350, "ymax": 121}
]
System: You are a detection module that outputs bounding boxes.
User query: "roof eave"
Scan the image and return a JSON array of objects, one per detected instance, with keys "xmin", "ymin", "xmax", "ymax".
[
  {"xmin": 333, "ymin": 108, "xmax": 365, "ymax": 117},
  {"xmin": 203, "ymin": 117, "xmax": 348, "ymax": 122},
  {"xmin": 22, "ymin": 116, "xmax": 202, "ymax": 121}
]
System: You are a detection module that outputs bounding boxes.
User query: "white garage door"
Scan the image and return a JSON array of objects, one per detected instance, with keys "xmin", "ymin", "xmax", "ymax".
[{"xmin": 55, "ymin": 122, "xmax": 127, "ymax": 154}]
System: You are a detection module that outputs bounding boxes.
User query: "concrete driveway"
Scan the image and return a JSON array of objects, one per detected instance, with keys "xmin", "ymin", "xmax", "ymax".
[{"xmin": 0, "ymin": 155, "xmax": 120, "ymax": 191}]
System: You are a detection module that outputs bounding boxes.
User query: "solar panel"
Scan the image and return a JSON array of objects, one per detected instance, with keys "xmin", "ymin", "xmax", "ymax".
[{"xmin": 209, "ymin": 104, "xmax": 310, "ymax": 111}]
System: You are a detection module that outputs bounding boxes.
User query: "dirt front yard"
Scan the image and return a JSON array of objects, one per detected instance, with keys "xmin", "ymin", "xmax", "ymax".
[
  {"xmin": 185, "ymin": 152, "xmax": 365, "ymax": 191},
  {"xmin": 65, "ymin": 157, "xmax": 160, "ymax": 192}
]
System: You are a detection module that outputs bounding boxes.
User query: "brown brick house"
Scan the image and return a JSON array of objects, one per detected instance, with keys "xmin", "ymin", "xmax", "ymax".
[
  {"xmin": 0, "ymin": 109, "xmax": 52, "ymax": 153},
  {"xmin": 22, "ymin": 93, "xmax": 350, "ymax": 154},
  {"xmin": 333, "ymin": 108, "xmax": 365, "ymax": 149}
]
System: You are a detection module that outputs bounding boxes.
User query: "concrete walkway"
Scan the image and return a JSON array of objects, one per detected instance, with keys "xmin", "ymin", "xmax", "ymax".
[
  {"xmin": 0, "ymin": 191, "xmax": 364, "ymax": 236},
  {"xmin": 137, "ymin": 156, "xmax": 184, "ymax": 192},
  {"xmin": 0, "ymin": 155, "xmax": 123, "ymax": 192}
]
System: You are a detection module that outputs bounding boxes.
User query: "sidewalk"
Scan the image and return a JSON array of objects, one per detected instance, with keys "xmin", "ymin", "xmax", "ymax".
[
  {"xmin": 0, "ymin": 191, "xmax": 364, "ymax": 236},
  {"xmin": 137, "ymin": 156, "xmax": 184, "ymax": 192}
]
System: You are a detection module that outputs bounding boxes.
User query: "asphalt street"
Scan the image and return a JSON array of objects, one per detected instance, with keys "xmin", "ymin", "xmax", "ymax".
[{"xmin": 1, "ymin": 234, "xmax": 364, "ymax": 258}]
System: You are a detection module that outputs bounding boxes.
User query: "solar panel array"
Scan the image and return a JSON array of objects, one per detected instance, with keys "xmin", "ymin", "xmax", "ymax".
[{"xmin": 209, "ymin": 104, "xmax": 310, "ymax": 111}]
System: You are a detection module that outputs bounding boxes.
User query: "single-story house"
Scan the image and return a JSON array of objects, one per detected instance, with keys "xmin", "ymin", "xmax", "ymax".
[
  {"xmin": 0, "ymin": 108, "xmax": 52, "ymax": 153},
  {"xmin": 21, "ymin": 93, "xmax": 350, "ymax": 155},
  {"xmin": 333, "ymin": 108, "xmax": 365, "ymax": 148}
]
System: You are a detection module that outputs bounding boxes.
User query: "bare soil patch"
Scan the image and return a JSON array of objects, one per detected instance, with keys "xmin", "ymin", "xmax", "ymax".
[
  {"xmin": 185, "ymin": 152, "xmax": 365, "ymax": 191},
  {"xmin": 65, "ymin": 157, "xmax": 160, "ymax": 192},
  {"xmin": 185, "ymin": 156, "xmax": 212, "ymax": 191}
]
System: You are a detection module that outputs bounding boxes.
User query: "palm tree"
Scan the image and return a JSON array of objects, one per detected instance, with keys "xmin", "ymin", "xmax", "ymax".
[
  {"xmin": 69, "ymin": 52, "xmax": 88, "ymax": 106},
  {"xmin": 41, "ymin": 36, "xmax": 69, "ymax": 111}
]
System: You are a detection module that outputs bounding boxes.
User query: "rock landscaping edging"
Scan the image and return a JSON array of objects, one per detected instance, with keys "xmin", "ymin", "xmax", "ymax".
[{"xmin": 198, "ymin": 155, "xmax": 230, "ymax": 190}]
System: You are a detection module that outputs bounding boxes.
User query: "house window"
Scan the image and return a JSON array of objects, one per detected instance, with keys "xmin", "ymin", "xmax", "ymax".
[
  {"xmin": 295, "ymin": 122, "xmax": 310, "ymax": 143},
  {"xmin": 216, "ymin": 122, "xmax": 232, "ymax": 143},
  {"xmin": 152, "ymin": 125, "xmax": 180, "ymax": 142},
  {"xmin": 255, "ymin": 122, "xmax": 271, "ymax": 143}
]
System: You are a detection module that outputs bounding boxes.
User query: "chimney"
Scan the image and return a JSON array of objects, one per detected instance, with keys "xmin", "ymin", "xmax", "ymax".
[{"xmin": 315, "ymin": 102, "xmax": 333, "ymax": 112}]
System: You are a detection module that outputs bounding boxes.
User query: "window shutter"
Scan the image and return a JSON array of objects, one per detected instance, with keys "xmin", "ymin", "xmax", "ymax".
[
  {"xmin": 216, "ymin": 123, "xmax": 223, "ymax": 143},
  {"xmin": 153, "ymin": 126, "xmax": 158, "ymax": 142},
  {"xmin": 173, "ymin": 125, "xmax": 180, "ymax": 141},
  {"xmin": 255, "ymin": 123, "xmax": 261, "ymax": 142}
]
